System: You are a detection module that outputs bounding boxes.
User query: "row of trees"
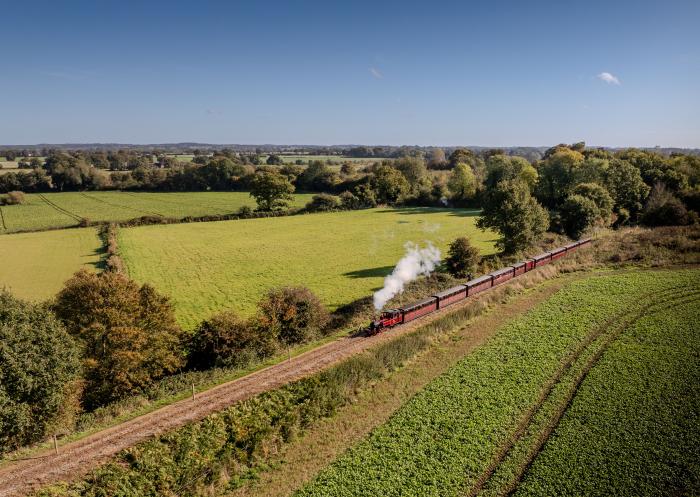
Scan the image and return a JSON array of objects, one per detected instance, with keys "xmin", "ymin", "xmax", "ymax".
[{"xmin": 0, "ymin": 270, "xmax": 331, "ymax": 455}]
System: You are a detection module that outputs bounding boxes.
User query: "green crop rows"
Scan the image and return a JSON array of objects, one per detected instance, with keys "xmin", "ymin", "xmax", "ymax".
[{"xmin": 297, "ymin": 269, "xmax": 700, "ymax": 497}]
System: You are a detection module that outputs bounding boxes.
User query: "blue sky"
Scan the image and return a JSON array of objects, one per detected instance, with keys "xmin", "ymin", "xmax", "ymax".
[{"xmin": 1, "ymin": 0, "xmax": 698, "ymax": 147}]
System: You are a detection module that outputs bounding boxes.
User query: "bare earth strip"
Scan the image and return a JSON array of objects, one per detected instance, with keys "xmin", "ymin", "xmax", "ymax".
[{"xmin": 0, "ymin": 273, "xmax": 565, "ymax": 497}]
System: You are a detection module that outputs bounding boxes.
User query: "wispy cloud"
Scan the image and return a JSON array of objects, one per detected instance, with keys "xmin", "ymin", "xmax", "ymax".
[
  {"xmin": 597, "ymin": 72, "xmax": 620, "ymax": 85},
  {"xmin": 205, "ymin": 108, "xmax": 223, "ymax": 115},
  {"xmin": 369, "ymin": 67, "xmax": 384, "ymax": 79}
]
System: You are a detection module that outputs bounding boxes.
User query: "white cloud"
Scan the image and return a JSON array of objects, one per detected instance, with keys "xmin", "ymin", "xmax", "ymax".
[
  {"xmin": 597, "ymin": 72, "xmax": 620, "ymax": 85},
  {"xmin": 370, "ymin": 67, "xmax": 384, "ymax": 79}
]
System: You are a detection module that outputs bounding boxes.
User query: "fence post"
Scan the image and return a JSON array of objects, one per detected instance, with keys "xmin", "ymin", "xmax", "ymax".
[
  {"xmin": 192, "ymin": 383, "xmax": 195, "ymax": 401},
  {"xmin": 53, "ymin": 434, "xmax": 58, "ymax": 455}
]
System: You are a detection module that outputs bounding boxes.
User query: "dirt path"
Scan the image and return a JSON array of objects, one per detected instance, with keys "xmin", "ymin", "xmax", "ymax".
[{"xmin": 0, "ymin": 269, "xmax": 564, "ymax": 497}]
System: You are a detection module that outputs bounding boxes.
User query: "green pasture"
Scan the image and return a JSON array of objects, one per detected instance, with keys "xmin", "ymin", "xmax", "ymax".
[
  {"xmin": 119, "ymin": 207, "xmax": 495, "ymax": 328},
  {"xmin": 0, "ymin": 191, "xmax": 315, "ymax": 233},
  {"xmin": 0, "ymin": 228, "xmax": 101, "ymax": 301}
]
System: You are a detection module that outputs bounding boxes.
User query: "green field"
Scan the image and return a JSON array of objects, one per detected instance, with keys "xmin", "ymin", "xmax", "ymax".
[
  {"xmin": 0, "ymin": 228, "xmax": 101, "ymax": 301},
  {"xmin": 0, "ymin": 191, "xmax": 315, "ymax": 233},
  {"xmin": 119, "ymin": 207, "xmax": 494, "ymax": 328},
  {"xmin": 298, "ymin": 269, "xmax": 700, "ymax": 497}
]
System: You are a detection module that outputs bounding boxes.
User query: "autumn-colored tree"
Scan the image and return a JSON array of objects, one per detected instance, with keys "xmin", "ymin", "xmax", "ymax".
[
  {"xmin": 258, "ymin": 286, "xmax": 330, "ymax": 345},
  {"xmin": 444, "ymin": 237, "xmax": 480, "ymax": 278},
  {"xmin": 53, "ymin": 270, "xmax": 185, "ymax": 409}
]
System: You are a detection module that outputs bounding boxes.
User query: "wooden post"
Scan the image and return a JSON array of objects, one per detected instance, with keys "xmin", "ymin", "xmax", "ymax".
[
  {"xmin": 191, "ymin": 383, "xmax": 195, "ymax": 401},
  {"xmin": 53, "ymin": 434, "xmax": 58, "ymax": 455},
  {"xmin": 288, "ymin": 344, "xmax": 291, "ymax": 362}
]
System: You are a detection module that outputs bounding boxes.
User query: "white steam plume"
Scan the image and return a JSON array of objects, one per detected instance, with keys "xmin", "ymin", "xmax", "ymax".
[{"xmin": 373, "ymin": 242, "xmax": 441, "ymax": 311}]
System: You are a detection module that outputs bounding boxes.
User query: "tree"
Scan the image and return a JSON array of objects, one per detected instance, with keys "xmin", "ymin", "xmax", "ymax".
[
  {"xmin": 535, "ymin": 148, "xmax": 585, "ymax": 207},
  {"xmin": 559, "ymin": 194, "xmax": 599, "ymax": 239},
  {"xmin": 393, "ymin": 157, "xmax": 428, "ymax": 190},
  {"xmin": 604, "ymin": 159, "xmax": 650, "ymax": 218},
  {"xmin": 53, "ymin": 270, "xmax": 185, "ymax": 409},
  {"xmin": 188, "ymin": 311, "xmax": 275, "ymax": 370},
  {"xmin": 485, "ymin": 155, "xmax": 538, "ymax": 191},
  {"xmin": 427, "ymin": 148, "xmax": 447, "ymax": 169},
  {"xmin": 444, "ymin": 237, "xmax": 480, "ymax": 278},
  {"xmin": 641, "ymin": 184, "xmax": 691, "ymax": 226},
  {"xmin": 305, "ymin": 193, "xmax": 340, "ymax": 212},
  {"xmin": 250, "ymin": 171, "xmax": 295, "ymax": 211},
  {"xmin": 447, "ymin": 163, "xmax": 477, "ymax": 203},
  {"xmin": 0, "ymin": 291, "xmax": 80, "ymax": 454},
  {"xmin": 266, "ymin": 154, "xmax": 283, "ymax": 165},
  {"xmin": 371, "ymin": 165, "xmax": 410, "ymax": 204},
  {"xmin": 448, "ymin": 148, "xmax": 475, "ymax": 168},
  {"xmin": 477, "ymin": 180, "xmax": 549, "ymax": 254},
  {"xmin": 258, "ymin": 286, "xmax": 329, "ymax": 345},
  {"xmin": 571, "ymin": 182, "xmax": 614, "ymax": 225}
]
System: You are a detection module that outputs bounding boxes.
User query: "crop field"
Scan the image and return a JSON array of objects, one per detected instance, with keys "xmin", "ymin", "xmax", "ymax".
[
  {"xmin": 0, "ymin": 191, "xmax": 315, "ymax": 233},
  {"xmin": 0, "ymin": 228, "xmax": 101, "ymax": 301},
  {"xmin": 118, "ymin": 207, "xmax": 494, "ymax": 328},
  {"xmin": 298, "ymin": 269, "xmax": 700, "ymax": 497}
]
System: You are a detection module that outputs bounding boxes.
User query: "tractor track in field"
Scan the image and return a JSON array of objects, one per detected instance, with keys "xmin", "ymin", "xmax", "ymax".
[
  {"xmin": 36, "ymin": 193, "xmax": 83, "ymax": 223},
  {"xmin": 0, "ymin": 270, "xmax": 555, "ymax": 497},
  {"xmin": 79, "ymin": 192, "xmax": 164, "ymax": 218},
  {"xmin": 466, "ymin": 287, "xmax": 700, "ymax": 497}
]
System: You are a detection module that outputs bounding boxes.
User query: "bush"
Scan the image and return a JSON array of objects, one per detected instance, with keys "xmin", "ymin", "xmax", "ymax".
[
  {"xmin": 1, "ymin": 190, "xmax": 25, "ymax": 205},
  {"xmin": 188, "ymin": 311, "xmax": 276, "ymax": 370},
  {"xmin": 258, "ymin": 286, "xmax": 330, "ymax": 345},
  {"xmin": 306, "ymin": 193, "xmax": 340, "ymax": 212},
  {"xmin": 237, "ymin": 205, "xmax": 253, "ymax": 217},
  {"xmin": 560, "ymin": 194, "xmax": 599, "ymax": 239},
  {"xmin": 642, "ymin": 195, "xmax": 690, "ymax": 227},
  {"xmin": 0, "ymin": 291, "xmax": 80, "ymax": 454},
  {"xmin": 53, "ymin": 270, "xmax": 185, "ymax": 409},
  {"xmin": 444, "ymin": 237, "xmax": 480, "ymax": 278}
]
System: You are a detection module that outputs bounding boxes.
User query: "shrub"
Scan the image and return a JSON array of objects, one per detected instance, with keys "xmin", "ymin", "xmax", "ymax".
[
  {"xmin": 444, "ymin": 237, "xmax": 481, "ymax": 278},
  {"xmin": 560, "ymin": 194, "xmax": 599, "ymax": 239},
  {"xmin": 641, "ymin": 187, "xmax": 690, "ymax": 226},
  {"xmin": 53, "ymin": 270, "xmax": 185, "ymax": 409},
  {"xmin": 237, "ymin": 205, "xmax": 253, "ymax": 217},
  {"xmin": 305, "ymin": 193, "xmax": 340, "ymax": 212},
  {"xmin": 1, "ymin": 190, "xmax": 25, "ymax": 205},
  {"xmin": 0, "ymin": 291, "xmax": 80, "ymax": 454},
  {"xmin": 188, "ymin": 311, "xmax": 276, "ymax": 370},
  {"xmin": 258, "ymin": 286, "xmax": 330, "ymax": 345}
]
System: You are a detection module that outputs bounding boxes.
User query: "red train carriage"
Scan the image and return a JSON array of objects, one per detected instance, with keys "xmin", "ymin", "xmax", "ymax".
[
  {"xmin": 578, "ymin": 238, "xmax": 592, "ymax": 247},
  {"xmin": 532, "ymin": 252, "xmax": 551, "ymax": 267},
  {"xmin": 401, "ymin": 297, "xmax": 438, "ymax": 324},
  {"xmin": 466, "ymin": 274, "xmax": 493, "ymax": 296},
  {"xmin": 513, "ymin": 261, "xmax": 527, "ymax": 276},
  {"xmin": 564, "ymin": 242, "xmax": 579, "ymax": 253},
  {"xmin": 490, "ymin": 267, "xmax": 515, "ymax": 285},
  {"xmin": 433, "ymin": 285, "xmax": 467, "ymax": 309},
  {"xmin": 524, "ymin": 258, "xmax": 536, "ymax": 271},
  {"xmin": 550, "ymin": 247, "xmax": 567, "ymax": 261}
]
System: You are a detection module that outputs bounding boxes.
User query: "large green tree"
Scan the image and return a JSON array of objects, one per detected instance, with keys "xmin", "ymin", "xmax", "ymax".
[
  {"xmin": 0, "ymin": 291, "xmax": 80, "ymax": 454},
  {"xmin": 447, "ymin": 163, "xmax": 477, "ymax": 203},
  {"xmin": 477, "ymin": 180, "xmax": 549, "ymax": 254},
  {"xmin": 371, "ymin": 165, "xmax": 410, "ymax": 204},
  {"xmin": 604, "ymin": 159, "xmax": 650, "ymax": 218},
  {"xmin": 250, "ymin": 171, "xmax": 296, "ymax": 211}
]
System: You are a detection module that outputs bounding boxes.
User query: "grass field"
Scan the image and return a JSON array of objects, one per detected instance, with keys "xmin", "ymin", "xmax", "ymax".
[
  {"xmin": 118, "ymin": 207, "xmax": 495, "ymax": 328},
  {"xmin": 0, "ymin": 228, "xmax": 101, "ymax": 301},
  {"xmin": 298, "ymin": 269, "xmax": 700, "ymax": 497},
  {"xmin": 0, "ymin": 191, "xmax": 315, "ymax": 233}
]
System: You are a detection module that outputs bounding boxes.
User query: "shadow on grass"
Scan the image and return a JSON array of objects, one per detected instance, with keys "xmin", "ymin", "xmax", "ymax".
[
  {"xmin": 343, "ymin": 266, "xmax": 394, "ymax": 279},
  {"xmin": 375, "ymin": 207, "xmax": 481, "ymax": 217}
]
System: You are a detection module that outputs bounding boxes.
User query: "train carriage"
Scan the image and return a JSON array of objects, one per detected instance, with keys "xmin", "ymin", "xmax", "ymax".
[
  {"xmin": 524, "ymin": 258, "xmax": 536, "ymax": 271},
  {"xmin": 550, "ymin": 247, "xmax": 567, "ymax": 261},
  {"xmin": 490, "ymin": 267, "xmax": 515, "ymax": 285},
  {"xmin": 433, "ymin": 285, "xmax": 467, "ymax": 309},
  {"xmin": 533, "ymin": 252, "xmax": 551, "ymax": 267},
  {"xmin": 401, "ymin": 297, "xmax": 438, "ymax": 323},
  {"xmin": 513, "ymin": 261, "xmax": 527, "ymax": 276},
  {"xmin": 466, "ymin": 274, "xmax": 493, "ymax": 296}
]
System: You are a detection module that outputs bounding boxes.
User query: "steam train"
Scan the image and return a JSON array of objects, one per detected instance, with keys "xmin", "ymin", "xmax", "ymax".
[{"xmin": 368, "ymin": 238, "xmax": 591, "ymax": 334}]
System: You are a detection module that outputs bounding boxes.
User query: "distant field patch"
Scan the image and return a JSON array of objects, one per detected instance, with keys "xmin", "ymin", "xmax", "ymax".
[
  {"xmin": 0, "ymin": 228, "xmax": 101, "ymax": 301},
  {"xmin": 119, "ymin": 207, "xmax": 495, "ymax": 328},
  {"xmin": 0, "ymin": 191, "xmax": 315, "ymax": 233}
]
